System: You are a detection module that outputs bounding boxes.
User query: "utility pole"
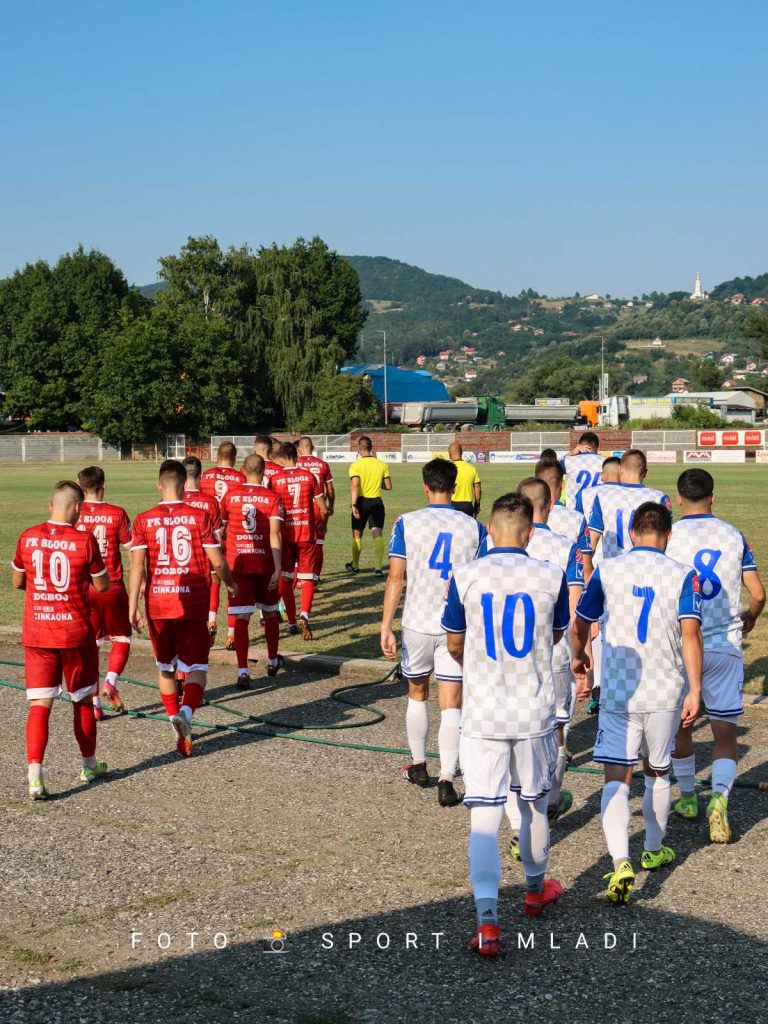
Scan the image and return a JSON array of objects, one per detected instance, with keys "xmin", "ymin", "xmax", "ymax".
[{"xmin": 378, "ymin": 330, "xmax": 388, "ymax": 425}]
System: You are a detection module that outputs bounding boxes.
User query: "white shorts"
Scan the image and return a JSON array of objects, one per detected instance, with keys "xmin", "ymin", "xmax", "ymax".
[
  {"xmin": 702, "ymin": 650, "xmax": 744, "ymax": 720},
  {"xmin": 594, "ymin": 709, "xmax": 680, "ymax": 773},
  {"xmin": 460, "ymin": 731, "xmax": 558, "ymax": 806},
  {"xmin": 401, "ymin": 628, "xmax": 462, "ymax": 683},
  {"xmin": 553, "ymin": 666, "xmax": 575, "ymax": 724}
]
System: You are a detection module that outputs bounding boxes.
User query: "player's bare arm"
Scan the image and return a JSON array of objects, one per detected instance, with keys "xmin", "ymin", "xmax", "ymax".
[
  {"xmin": 589, "ymin": 529, "xmax": 600, "ymax": 554},
  {"xmin": 741, "ymin": 569, "xmax": 766, "ymax": 636},
  {"xmin": 680, "ymin": 618, "xmax": 703, "ymax": 728},
  {"xmin": 382, "ymin": 475, "xmax": 392, "ymax": 492},
  {"xmin": 315, "ymin": 493, "xmax": 329, "ymax": 525},
  {"xmin": 571, "ymin": 615, "xmax": 592, "ymax": 696},
  {"xmin": 325, "ymin": 480, "xmax": 335, "ymax": 516},
  {"xmin": 12, "ymin": 568, "xmax": 26, "ymax": 590},
  {"xmin": 473, "ymin": 480, "xmax": 481, "ymax": 512},
  {"xmin": 207, "ymin": 546, "xmax": 237, "ymax": 601},
  {"xmin": 269, "ymin": 518, "xmax": 282, "ymax": 591},
  {"xmin": 128, "ymin": 547, "xmax": 147, "ymax": 629},
  {"xmin": 92, "ymin": 569, "xmax": 110, "ymax": 593},
  {"xmin": 350, "ymin": 475, "xmax": 361, "ymax": 518},
  {"xmin": 380, "ymin": 557, "xmax": 406, "ymax": 659},
  {"xmin": 446, "ymin": 631, "xmax": 465, "ymax": 666}
]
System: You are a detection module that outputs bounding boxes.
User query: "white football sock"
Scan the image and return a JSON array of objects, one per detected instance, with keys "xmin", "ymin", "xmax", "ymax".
[
  {"xmin": 548, "ymin": 748, "xmax": 568, "ymax": 807},
  {"xmin": 105, "ymin": 671, "xmax": 118, "ymax": 687},
  {"xmin": 438, "ymin": 708, "xmax": 461, "ymax": 781},
  {"xmin": 28, "ymin": 762, "xmax": 43, "ymax": 782},
  {"xmin": 505, "ymin": 790, "xmax": 522, "ymax": 832},
  {"xmin": 518, "ymin": 795, "xmax": 550, "ymax": 878},
  {"xmin": 208, "ymin": 612, "xmax": 217, "ymax": 625},
  {"xmin": 642, "ymin": 775, "xmax": 671, "ymax": 852},
  {"xmin": 671, "ymin": 754, "xmax": 696, "ymax": 796},
  {"xmin": 469, "ymin": 804, "xmax": 504, "ymax": 922},
  {"xmin": 180, "ymin": 705, "xmax": 193, "ymax": 724},
  {"xmin": 83, "ymin": 755, "xmax": 97, "ymax": 770},
  {"xmin": 711, "ymin": 758, "xmax": 737, "ymax": 799},
  {"xmin": 601, "ymin": 780, "xmax": 631, "ymax": 865},
  {"xmin": 406, "ymin": 698, "xmax": 429, "ymax": 763}
]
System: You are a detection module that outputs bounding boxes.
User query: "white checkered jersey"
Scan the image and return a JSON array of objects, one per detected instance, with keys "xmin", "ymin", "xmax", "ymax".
[
  {"xmin": 666, "ymin": 514, "xmax": 757, "ymax": 655},
  {"xmin": 561, "ymin": 452, "xmax": 604, "ymax": 509},
  {"xmin": 576, "ymin": 547, "xmax": 701, "ymax": 713},
  {"xmin": 527, "ymin": 525, "xmax": 584, "ymax": 672},
  {"xmin": 548, "ymin": 503, "xmax": 589, "ymax": 550},
  {"xmin": 441, "ymin": 547, "xmax": 570, "ymax": 739},
  {"xmin": 589, "ymin": 483, "xmax": 672, "ymax": 561},
  {"xmin": 389, "ymin": 504, "xmax": 486, "ymax": 634}
]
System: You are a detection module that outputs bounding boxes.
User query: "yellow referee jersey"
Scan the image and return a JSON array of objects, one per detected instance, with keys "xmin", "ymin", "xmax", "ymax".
[
  {"xmin": 349, "ymin": 456, "xmax": 390, "ymax": 498},
  {"xmin": 452, "ymin": 459, "xmax": 480, "ymax": 503}
]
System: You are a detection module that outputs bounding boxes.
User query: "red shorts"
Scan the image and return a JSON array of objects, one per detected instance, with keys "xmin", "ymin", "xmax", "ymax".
[
  {"xmin": 24, "ymin": 643, "xmax": 99, "ymax": 702},
  {"xmin": 229, "ymin": 572, "xmax": 280, "ymax": 614},
  {"xmin": 147, "ymin": 617, "xmax": 209, "ymax": 673},
  {"xmin": 281, "ymin": 541, "xmax": 318, "ymax": 581},
  {"xmin": 89, "ymin": 580, "xmax": 132, "ymax": 643}
]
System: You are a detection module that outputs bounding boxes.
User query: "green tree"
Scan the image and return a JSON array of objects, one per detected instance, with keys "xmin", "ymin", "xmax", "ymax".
[
  {"xmin": 744, "ymin": 310, "xmax": 768, "ymax": 358},
  {"xmin": 295, "ymin": 374, "xmax": 383, "ymax": 433},
  {"xmin": 506, "ymin": 356, "xmax": 600, "ymax": 403},
  {"xmin": 692, "ymin": 359, "xmax": 725, "ymax": 390}
]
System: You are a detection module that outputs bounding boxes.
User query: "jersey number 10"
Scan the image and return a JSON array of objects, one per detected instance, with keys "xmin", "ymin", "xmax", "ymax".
[{"xmin": 480, "ymin": 592, "xmax": 535, "ymax": 659}]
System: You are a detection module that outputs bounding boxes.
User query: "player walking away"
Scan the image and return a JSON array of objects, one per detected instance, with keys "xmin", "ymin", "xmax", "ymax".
[
  {"xmin": 535, "ymin": 458, "xmax": 592, "ymax": 577},
  {"xmin": 560, "ymin": 431, "xmax": 604, "ymax": 510},
  {"xmin": 346, "ymin": 436, "xmax": 392, "ymax": 577},
  {"xmin": 252, "ymin": 435, "xmax": 281, "ymax": 489},
  {"xmin": 448, "ymin": 442, "xmax": 481, "ymax": 518},
  {"xmin": 200, "ymin": 442, "xmax": 244, "ymax": 648},
  {"xmin": 504, "ymin": 478, "xmax": 584, "ymax": 854},
  {"xmin": 575, "ymin": 455, "xmax": 620, "ymax": 522},
  {"xmin": 129, "ymin": 460, "xmax": 237, "ymax": 757},
  {"xmin": 220, "ymin": 454, "xmax": 284, "ymax": 688},
  {"xmin": 572, "ymin": 502, "xmax": 703, "ymax": 905},
  {"xmin": 297, "ymin": 436, "xmax": 335, "ymax": 581},
  {"xmin": 271, "ymin": 442, "xmax": 328, "ymax": 640},
  {"xmin": 666, "ymin": 469, "xmax": 765, "ymax": 843},
  {"xmin": 12, "ymin": 481, "xmax": 110, "ymax": 799},
  {"xmin": 442, "ymin": 493, "xmax": 568, "ymax": 957},
  {"xmin": 76, "ymin": 466, "xmax": 132, "ymax": 720},
  {"xmin": 183, "ymin": 457, "xmax": 223, "ymax": 535},
  {"xmin": 588, "ymin": 449, "xmax": 672, "ymax": 562},
  {"xmin": 381, "ymin": 459, "xmax": 486, "ymax": 807}
]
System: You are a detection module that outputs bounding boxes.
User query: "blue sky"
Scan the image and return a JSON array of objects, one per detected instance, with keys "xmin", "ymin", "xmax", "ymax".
[{"xmin": 1, "ymin": 1, "xmax": 766, "ymax": 296}]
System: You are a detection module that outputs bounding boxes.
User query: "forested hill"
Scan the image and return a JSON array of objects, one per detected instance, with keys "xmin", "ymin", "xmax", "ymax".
[{"xmin": 710, "ymin": 272, "xmax": 768, "ymax": 301}]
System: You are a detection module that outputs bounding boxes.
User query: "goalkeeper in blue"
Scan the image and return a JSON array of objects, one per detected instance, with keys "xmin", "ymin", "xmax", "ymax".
[
  {"xmin": 572, "ymin": 502, "xmax": 703, "ymax": 905},
  {"xmin": 666, "ymin": 468, "xmax": 765, "ymax": 843}
]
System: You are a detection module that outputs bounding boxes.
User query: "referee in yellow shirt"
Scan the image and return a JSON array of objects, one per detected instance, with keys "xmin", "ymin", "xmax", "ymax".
[
  {"xmin": 346, "ymin": 436, "xmax": 393, "ymax": 577},
  {"xmin": 449, "ymin": 441, "xmax": 481, "ymax": 518}
]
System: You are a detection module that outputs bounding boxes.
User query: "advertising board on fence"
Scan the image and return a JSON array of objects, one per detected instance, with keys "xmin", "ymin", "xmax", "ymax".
[
  {"xmin": 489, "ymin": 451, "xmax": 540, "ymax": 463},
  {"xmin": 697, "ymin": 430, "xmax": 766, "ymax": 447},
  {"xmin": 322, "ymin": 451, "xmax": 356, "ymax": 462},
  {"xmin": 684, "ymin": 450, "xmax": 746, "ymax": 464},
  {"xmin": 646, "ymin": 450, "xmax": 678, "ymax": 464},
  {"xmin": 378, "ymin": 451, "xmax": 402, "ymax": 463},
  {"xmin": 756, "ymin": 451, "xmax": 768, "ymax": 464}
]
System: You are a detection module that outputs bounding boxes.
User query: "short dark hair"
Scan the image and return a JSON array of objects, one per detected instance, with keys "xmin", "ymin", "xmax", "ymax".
[
  {"xmin": 517, "ymin": 476, "xmax": 551, "ymax": 507},
  {"xmin": 677, "ymin": 468, "xmax": 714, "ymax": 502},
  {"xmin": 217, "ymin": 441, "xmax": 237, "ymax": 463},
  {"xmin": 297, "ymin": 435, "xmax": 314, "ymax": 452},
  {"xmin": 422, "ymin": 458, "xmax": 458, "ymax": 493},
  {"xmin": 491, "ymin": 492, "xmax": 534, "ymax": 528},
  {"xmin": 540, "ymin": 448, "xmax": 558, "ymax": 460},
  {"xmin": 78, "ymin": 466, "xmax": 105, "ymax": 492},
  {"xmin": 53, "ymin": 480, "xmax": 85, "ymax": 503},
  {"xmin": 183, "ymin": 455, "xmax": 202, "ymax": 479},
  {"xmin": 279, "ymin": 441, "xmax": 298, "ymax": 463},
  {"xmin": 158, "ymin": 459, "xmax": 187, "ymax": 488},
  {"xmin": 580, "ymin": 432, "xmax": 600, "ymax": 450},
  {"xmin": 535, "ymin": 457, "xmax": 563, "ymax": 481},
  {"xmin": 253, "ymin": 434, "xmax": 272, "ymax": 451},
  {"xmin": 602, "ymin": 456, "xmax": 621, "ymax": 469},
  {"xmin": 358, "ymin": 435, "xmax": 373, "ymax": 452},
  {"xmin": 621, "ymin": 448, "xmax": 647, "ymax": 474},
  {"xmin": 632, "ymin": 501, "xmax": 672, "ymax": 536},
  {"xmin": 243, "ymin": 453, "xmax": 265, "ymax": 476}
]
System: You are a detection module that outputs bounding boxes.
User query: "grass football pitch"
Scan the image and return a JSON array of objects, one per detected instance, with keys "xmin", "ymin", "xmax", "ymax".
[{"xmin": 0, "ymin": 461, "xmax": 766, "ymax": 692}]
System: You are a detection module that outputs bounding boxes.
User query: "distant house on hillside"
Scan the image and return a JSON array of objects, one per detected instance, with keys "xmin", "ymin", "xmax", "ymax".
[
  {"xmin": 438, "ymin": 349, "xmax": 452, "ymax": 360},
  {"xmin": 462, "ymin": 346, "xmax": 477, "ymax": 355},
  {"xmin": 584, "ymin": 293, "xmax": 601, "ymax": 302},
  {"xmin": 671, "ymin": 377, "xmax": 690, "ymax": 393},
  {"xmin": 731, "ymin": 293, "xmax": 745, "ymax": 304},
  {"xmin": 497, "ymin": 350, "xmax": 506, "ymax": 357},
  {"xmin": 415, "ymin": 355, "xmax": 427, "ymax": 367},
  {"xmin": 720, "ymin": 353, "xmax": 736, "ymax": 365},
  {"xmin": 746, "ymin": 362, "xmax": 758, "ymax": 372},
  {"xmin": 751, "ymin": 297, "xmax": 768, "ymax": 306},
  {"xmin": 633, "ymin": 374, "xmax": 649, "ymax": 384},
  {"xmin": 464, "ymin": 370, "xmax": 478, "ymax": 381},
  {"xmin": 651, "ymin": 338, "xmax": 664, "ymax": 348}
]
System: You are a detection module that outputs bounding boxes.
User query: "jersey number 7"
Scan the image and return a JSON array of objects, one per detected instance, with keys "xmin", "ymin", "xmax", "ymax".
[{"xmin": 632, "ymin": 585, "xmax": 655, "ymax": 644}]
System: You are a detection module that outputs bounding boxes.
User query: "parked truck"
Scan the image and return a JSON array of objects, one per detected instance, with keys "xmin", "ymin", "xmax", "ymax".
[{"xmin": 389, "ymin": 396, "xmax": 598, "ymax": 431}]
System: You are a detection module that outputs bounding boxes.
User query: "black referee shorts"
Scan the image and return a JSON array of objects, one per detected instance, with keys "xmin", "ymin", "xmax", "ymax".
[
  {"xmin": 352, "ymin": 497, "xmax": 385, "ymax": 532},
  {"xmin": 451, "ymin": 501, "xmax": 477, "ymax": 518}
]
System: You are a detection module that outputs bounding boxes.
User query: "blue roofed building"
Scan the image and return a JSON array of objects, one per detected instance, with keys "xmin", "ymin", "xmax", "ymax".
[{"xmin": 340, "ymin": 364, "xmax": 450, "ymax": 404}]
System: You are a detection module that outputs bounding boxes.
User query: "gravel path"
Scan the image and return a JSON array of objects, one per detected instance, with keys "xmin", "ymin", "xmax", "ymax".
[{"xmin": 0, "ymin": 639, "xmax": 766, "ymax": 1024}]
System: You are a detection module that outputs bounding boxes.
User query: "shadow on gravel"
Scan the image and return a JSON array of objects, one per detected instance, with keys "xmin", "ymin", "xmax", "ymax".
[{"xmin": 1, "ymin": 890, "xmax": 765, "ymax": 1024}]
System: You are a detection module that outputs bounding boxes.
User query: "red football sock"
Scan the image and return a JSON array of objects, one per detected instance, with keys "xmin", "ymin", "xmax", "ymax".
[
  {"xmin": 280, "ymin": 576, "xmax": 296, "ymax": 624},
  {"xmin": 161, "ymin": 691, "xmax": 180, "ymax": 717},
  {"xmin": 234, "ymin": 619, "xmax": 250, "ymax": 670},
  {"xmin": 73, "ymin": 701, "xmax": 97, "ymax": 759},
  {"xmin": 264, "ymin": 616, "xmax": 280, "ymax": 660},
  {"xmin": 26, "ymin": 705, "xmax": 51, "ymax": 764},
  {"xmin": 226, "ymin": 614, "xmax": 236, "ymax": 633},
  {"xmin": 181, "ymin": 682, "xmax": 204, "ymax": 714},
  {"xmin": 300, "ymin": 580, "xmax": 316, "ymax": 617},
  {"xmin": 209, "ymin": 577, "xmax": 221, "ymax": 616},
  {"xmin": 107, "ymin": 640, "xmax": 130, "ymax": 677}
]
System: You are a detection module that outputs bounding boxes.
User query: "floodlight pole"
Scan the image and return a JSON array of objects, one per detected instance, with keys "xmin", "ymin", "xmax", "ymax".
[{"xmin": 378, "ymin": 330, "xmax": 388, "ymax": 424}]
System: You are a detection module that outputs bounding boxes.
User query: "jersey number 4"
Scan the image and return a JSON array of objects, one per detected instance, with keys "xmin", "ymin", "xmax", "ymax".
[
  {"xmin": 428, "ymin": 532, "xmax": 453, "ymax": 580},
  {"xmin": 480, "ymin": 592, "xmax": 535, "ymax": 659}
]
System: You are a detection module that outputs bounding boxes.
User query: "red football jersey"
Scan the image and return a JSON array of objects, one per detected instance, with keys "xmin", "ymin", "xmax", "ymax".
[
  {"xmin": 13, "ymin": 520, "xmax": 107, "ymax": 648},
  {"xmin": 262, "ymin": 460, "xmax": 281, "ymax": 489},
  {"xmin": 131, "ymin": 501, "xmax": 219, "ymax": 620},
  {"xmin": 220, "ymin": 484, "xmax": 284, "ymax": 574},
  {"xmin": 77, "ymin": 500, "xmax": 131, "ymax": 582},
  {"xmin": 183, "ymin": 488, "xmax": 223, "ymax": 534},
  {"xmin": 200, "ymin": 466, "xmax": 245, "ymax": 507},
  {"xmin": 270, "ymin": 467, "xmax": 322, "ymax": 544},
  {"xmin": 297, "ymin": 454, "xmax": 333, "ymax": 493}
]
